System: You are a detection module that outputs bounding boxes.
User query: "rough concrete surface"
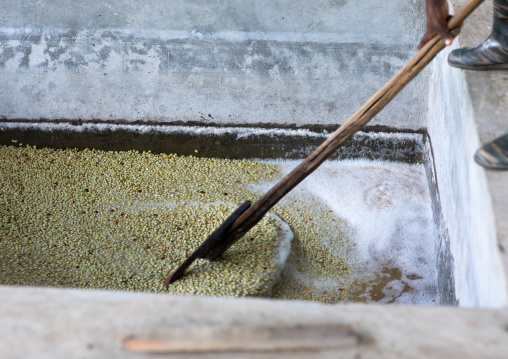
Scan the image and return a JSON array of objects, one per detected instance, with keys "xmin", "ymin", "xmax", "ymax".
[
  {"xmin": 426, "ymin": 28, "xmax": 506, "ymax": 307},
  {"xmin": 450, "ymin": 0, "xmax": 508, "ymax": 304},
  {"xmin": 419, "ymin": 0, "xmax": 508, "ymax": 308},
  {"xmin": 1, "ymin": 286, "xmax": 508, "ymax": 359},
  {"xmin": 0, "ymin": 0, "xmax": 428, "ymax": 129}
]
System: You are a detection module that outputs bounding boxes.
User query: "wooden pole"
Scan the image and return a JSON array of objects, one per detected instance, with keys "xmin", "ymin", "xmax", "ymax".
[
  {"xmin": 166, "ymin": 0, "xmax": 485, "ymax": 283},
  {"xmin": 202, "ymin": 0, "xmax": 485, "ymax": 261}
]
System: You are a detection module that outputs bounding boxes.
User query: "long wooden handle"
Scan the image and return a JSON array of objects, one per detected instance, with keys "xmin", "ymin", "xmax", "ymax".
[{"xmin": 202, "ymin": 0, "xmax": 486, "ymax": 260}]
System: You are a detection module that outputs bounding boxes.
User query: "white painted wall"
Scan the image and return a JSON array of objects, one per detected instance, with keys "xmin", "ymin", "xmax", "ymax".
[{"xmin": 427, "ymin": 45, "xmax": 507, "ymax": 308}]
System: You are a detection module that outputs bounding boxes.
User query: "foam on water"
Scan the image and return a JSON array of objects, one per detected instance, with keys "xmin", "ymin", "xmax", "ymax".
[
  {"xmin": 275, "ymin": 159, "xmax": 439, "ymax": 305},
  {"xmin": 0, "ymin": 121, "xmax": 422, "ymax": 142}
]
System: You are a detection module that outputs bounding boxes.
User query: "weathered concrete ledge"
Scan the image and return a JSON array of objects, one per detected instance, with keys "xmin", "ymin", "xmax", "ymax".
[{"xmin": 0, "ymin": 286, "xmax": 507, "ymax": 359}]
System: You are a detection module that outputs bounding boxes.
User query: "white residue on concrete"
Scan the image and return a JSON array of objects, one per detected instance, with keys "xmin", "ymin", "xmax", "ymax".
[{"xmin": 0, "ymin": 26, "xmax": 411, "ymax": 45}]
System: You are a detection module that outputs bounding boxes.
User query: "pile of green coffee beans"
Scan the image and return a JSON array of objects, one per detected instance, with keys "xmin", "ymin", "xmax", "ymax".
[
  {"xmin": 0, "ymin": 143, "xmax": 356, "ymax": 302},
  {"xmin": 0, "ymin": 144, "xmax": 285, "ymax": 296}
]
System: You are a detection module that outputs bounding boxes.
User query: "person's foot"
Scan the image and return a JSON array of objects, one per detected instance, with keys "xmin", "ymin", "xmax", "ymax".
[
  {"xmin": 474, "ymin": 132, "xmax": 508, "ymax": 170},
  {"xmin": 448, "ymin": 40, "xmax": 508, "ymax": 70},
  {"xmin": 448, "ymin": 0, "xmax": 508, "ymax": 71}
]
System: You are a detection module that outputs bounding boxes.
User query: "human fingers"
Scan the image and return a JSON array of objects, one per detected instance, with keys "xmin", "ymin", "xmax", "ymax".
[
  {"xmin": 437, "ymin": 26, "xmax": 454, "ymax": 46},
  {"xmin": 418, "ymin": 32, "xmax": 433, "ymax": 50}
]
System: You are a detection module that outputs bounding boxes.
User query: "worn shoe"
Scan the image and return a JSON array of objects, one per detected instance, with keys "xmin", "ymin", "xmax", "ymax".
[
  {"xmin": 474, "ymin": 132, "xmax": 508, "ymax": 170},
  {"xmin": 448, "ymin": 0, "xmax": 508, "ymax": 70}
]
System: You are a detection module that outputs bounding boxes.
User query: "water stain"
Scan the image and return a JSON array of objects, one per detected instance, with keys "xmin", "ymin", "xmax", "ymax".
[{"xmin": 349, "ymin": 263, "xmax": 415, "ymax": 304}]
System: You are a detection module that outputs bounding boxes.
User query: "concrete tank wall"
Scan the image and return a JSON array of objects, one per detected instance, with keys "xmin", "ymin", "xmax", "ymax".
[
  {"xmin": 2, "ymin": 0, "xmax": 506, "ymax": 308},
  {"xmin": 425, "ymin": 0, "xmax": 507, "ymax": 308},
  {"xmin": 0, "ymin": 0, "xmax": 427, "ymax": 129}
]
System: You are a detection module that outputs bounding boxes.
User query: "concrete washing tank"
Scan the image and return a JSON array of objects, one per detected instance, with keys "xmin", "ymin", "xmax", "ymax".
[{"xmin": 1, "ymin": 0, "xmax": 507, "ymax": 357}]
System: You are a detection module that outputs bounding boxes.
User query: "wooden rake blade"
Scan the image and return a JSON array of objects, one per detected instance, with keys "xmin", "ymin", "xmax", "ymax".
[{"xmin": 165, "ymin": 201, "xmax": 251, "ymax": 287}]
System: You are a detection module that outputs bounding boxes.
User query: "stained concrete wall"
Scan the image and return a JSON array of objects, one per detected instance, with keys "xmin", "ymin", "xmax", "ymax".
[{"xmin": 0, "ymin": 0, "xmax": 427, "ymax": 129}]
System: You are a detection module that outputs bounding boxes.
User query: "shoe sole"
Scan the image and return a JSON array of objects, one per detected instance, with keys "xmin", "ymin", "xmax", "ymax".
[
  {"xmin": 448, "ymin": 60, "xmax": 508, "ymax": 71},
  {"xmin": 474, "ymin": 151, "xmax": 508, "ymax": 170}
]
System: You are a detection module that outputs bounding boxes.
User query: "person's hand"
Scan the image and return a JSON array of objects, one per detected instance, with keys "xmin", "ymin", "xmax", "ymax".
[{"xmin": 418, "ymin": 0, "xmax": 453, "ymax": 50}]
